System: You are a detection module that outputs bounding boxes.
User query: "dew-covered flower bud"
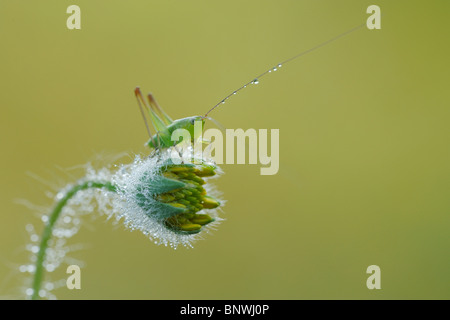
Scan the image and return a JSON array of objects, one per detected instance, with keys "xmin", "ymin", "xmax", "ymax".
[
  {"xmin": 111, "ymin": 152, "xmax": 224, "ymax": 248},
  {"xmin": 135, "ymin": 160, "xmax": 220, "ymax": 234}
]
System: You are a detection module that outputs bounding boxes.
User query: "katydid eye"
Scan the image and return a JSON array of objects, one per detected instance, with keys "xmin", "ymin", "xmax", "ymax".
[{"xmin": 190, "ymin": 119, "xmax": 195, "ymax": 125}]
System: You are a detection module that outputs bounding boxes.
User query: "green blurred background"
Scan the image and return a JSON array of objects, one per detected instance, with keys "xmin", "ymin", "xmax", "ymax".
[{"xmin": 1, "ymin": 0, "xmax": 449, "ymax": 299}]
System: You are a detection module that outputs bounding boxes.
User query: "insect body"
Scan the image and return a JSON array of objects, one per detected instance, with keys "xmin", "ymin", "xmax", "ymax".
[
  {"xmin": 147, "ymin": 116, "xmax": 205, "ymax": 149},
  {"xmin": 134, "ymin": 88, "xmax": 205, "ymax": 151}
]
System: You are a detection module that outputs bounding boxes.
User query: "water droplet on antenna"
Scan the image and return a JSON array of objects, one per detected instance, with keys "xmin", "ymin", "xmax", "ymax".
[{"xmin": 252, "ymin": 79, "xmax": 259, "ymax": 85}]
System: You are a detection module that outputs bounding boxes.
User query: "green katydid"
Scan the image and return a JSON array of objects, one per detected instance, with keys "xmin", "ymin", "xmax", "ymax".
[{"xmin": 134, "ymin": 87, "xmax": 205, "ymax": 151}]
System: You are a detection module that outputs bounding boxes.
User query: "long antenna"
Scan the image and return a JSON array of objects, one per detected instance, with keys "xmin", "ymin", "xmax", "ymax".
[{"xmin": 204, "ymin": 22, "xmax": 366, "ymax": 117}]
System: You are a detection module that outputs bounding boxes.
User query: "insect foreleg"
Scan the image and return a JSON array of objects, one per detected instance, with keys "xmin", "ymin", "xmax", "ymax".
[{"xmin": 172, "ymin": 139, "xmax": 185, "ymax": 164}]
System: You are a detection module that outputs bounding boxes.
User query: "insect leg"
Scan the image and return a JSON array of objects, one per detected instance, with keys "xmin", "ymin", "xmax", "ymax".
[
  {"xmin": 135, "ymin": 87, "xmax": 159, "ymax": 148},
  {"xmin": 154, "ymin": 131, "xmax": 163, "ymax": 152},
  {"xmin": 147, "ymin": 93, "xmax": 173, "ymax": 125},
  {"xmin": 172, "ymin": 140, "xmax": 185, "ymax": 164}
]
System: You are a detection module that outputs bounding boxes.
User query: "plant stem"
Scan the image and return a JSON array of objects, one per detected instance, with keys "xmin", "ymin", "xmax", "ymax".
[{"xmin": 31, "ymin": 181, "xmax": 116, "ymax": 300}]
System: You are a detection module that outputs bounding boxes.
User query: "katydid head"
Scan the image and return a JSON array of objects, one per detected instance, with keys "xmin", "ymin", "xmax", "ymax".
[{"xmin": 171, "ymin": 115, "xmax": 205, "ymax": 139}]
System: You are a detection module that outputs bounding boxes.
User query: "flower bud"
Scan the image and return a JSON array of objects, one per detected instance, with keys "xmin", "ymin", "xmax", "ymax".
[
  {"xmin": 135, "ymin": 160, "xmax": 221, "ymax": 234},
  {"xmin": 113, "ymin": 154, "xmax": 223, "ymax": 247}
]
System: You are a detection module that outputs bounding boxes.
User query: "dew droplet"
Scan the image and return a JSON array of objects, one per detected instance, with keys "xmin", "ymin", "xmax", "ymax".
[
  {"xmin": 272, "ymin": 67, "xmax": 278, "ymax": 71},
  {"xmin": 278, "ymin": 64, "xmax": 282, "ymax": 68},
  {"xmin": 233, "ymin": 91, "xmax": 237, "ymax": 95},
  {"xmin": 252, "ymin": 79, "xmax": 259, "ymax": 84},
  {"xmin": 46, "ymin": 264, "xmax": 55, "ymax": 272},
  {"xmin": 45, "ymin": 283, "xmax": 55, "ymax": 291}
]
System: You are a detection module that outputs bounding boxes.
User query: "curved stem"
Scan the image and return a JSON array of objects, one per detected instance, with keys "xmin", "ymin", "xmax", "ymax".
[{"xmin": 31, "ymin": 181, "xmax": 116, "ymax": 300}]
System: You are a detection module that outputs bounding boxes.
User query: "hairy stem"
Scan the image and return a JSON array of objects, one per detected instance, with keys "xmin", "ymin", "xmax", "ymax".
[{"xmin": 31, "ymin": 181, "xmax": 116, "ymax": 300}]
